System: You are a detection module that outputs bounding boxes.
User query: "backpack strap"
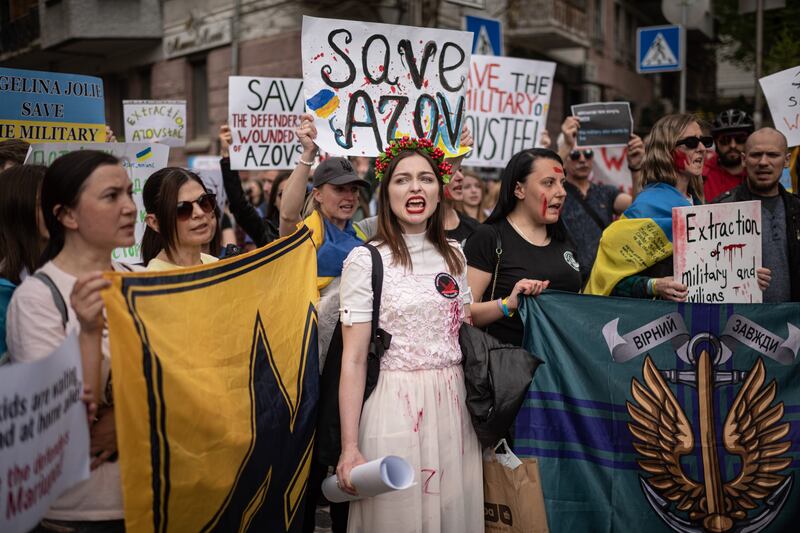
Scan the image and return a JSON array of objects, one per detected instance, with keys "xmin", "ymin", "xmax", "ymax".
[
  {"xmin": 363, "ymin": 243, "xmax": 391, "ymax": 357},
  {"xmin": 33, "ymin": 272, "xmax": 68, "ymax": 331},
  {"xmin": 488, "ymin": 225, "xmax": 503, "ymax": 301}
]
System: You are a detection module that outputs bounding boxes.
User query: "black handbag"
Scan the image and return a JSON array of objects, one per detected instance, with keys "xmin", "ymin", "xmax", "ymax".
[
  {"xmin": 460, "ymin": 225, "xmax": 542, "ymax": 448},
  {"xmin": 315, "ymin": 244, "xmax": 391, "ymax": 467}
]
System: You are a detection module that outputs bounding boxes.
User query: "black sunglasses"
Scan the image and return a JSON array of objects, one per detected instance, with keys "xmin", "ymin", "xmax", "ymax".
[
  {"xmin": 675, "ymin": 136, "xmax": 713, "ymax": 149},
  {"xmin": 176, "ymin": 193, "xmax": 217, "ymax": 221},
  {"xmin": 716, "ymin": 133, "xmax": 748, "ymax": 146},
  {"xmin": 569, "ymin": 149, "xmax": 594, "ymax": 161}
]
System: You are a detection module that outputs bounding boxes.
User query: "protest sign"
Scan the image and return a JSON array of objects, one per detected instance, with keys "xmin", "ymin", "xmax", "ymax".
[
  {"xmin": 759, "ymin": 65, "xmax": 800, "ymax": 147},
  {"xmin": 672, "ymin": 201, "xmax": 762, "ymax": 303},
  {"xmin": 187, "ymin": 154, "xmax": 227, "ymax": 208},
  {"xmin": 0, "ymin": 67, "xmax": 106, "ymax": 143},
  {"xmin": 0, "ymin": 334, "xmax": 90, "ymax": 533},
  {"xmin": 301, "ymin": 16, "xmax": 473, "ymax": 157},
  {"xmin": 571, "ymin": 102, "xmax": 633, "ymax": 147},
  {"xmin": 228, "ymin": 77, "xmax": 304, "ymax": 170},
  {"xmin": 592, "ymin": 146, "xmax": 633, "ymax": 193},
  {"xmin": 123, "ymin": 100, "xmax": 186, "ymax": 147},
  {"xmin": 26, "ymin": 143, "xmax": 170, "ymax": 264},
  {"xmin": 463, "ymin": 55, "xmax": 555, "ymax": 167}
]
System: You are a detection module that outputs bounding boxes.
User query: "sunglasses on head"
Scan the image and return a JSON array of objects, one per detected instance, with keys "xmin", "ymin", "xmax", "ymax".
[
  {"xmin": 675, "ymin": 136, "xmax": 713, "ymax": 150},
  {"xmin": 716, "ymin": 133, "xmax": 748, "ymax": 146},
  {"xmin": 176, "ymin": 193, "xmax": 216, "ymax": 221},
  {"xmin": 569, "ymin": 149, "xmax": 594, "ymax": 161}
]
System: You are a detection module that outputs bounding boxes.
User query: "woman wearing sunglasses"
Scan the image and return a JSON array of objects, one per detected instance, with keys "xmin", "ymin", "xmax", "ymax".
[
  {"xmin": 142, "ymin": 168, "xmax": 220, "ymax": 271},
  {"xmin": 585, "ymin": 114, "xmax": 770, "ymax": 299}
]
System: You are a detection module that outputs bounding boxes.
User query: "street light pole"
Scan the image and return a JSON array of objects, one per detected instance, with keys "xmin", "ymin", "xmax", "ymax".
[{"xmin": 753, "ymin": 0, "xmax": 764, "ymax": 128}]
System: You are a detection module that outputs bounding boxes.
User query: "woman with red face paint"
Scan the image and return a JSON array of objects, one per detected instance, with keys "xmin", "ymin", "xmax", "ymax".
[
  {"xmin": 464, "ymin": 148, "xmax": 582, "ymax": 347},
  {"xmin": 584, "ymin": 114, "xmax": 770, "ymax": 298},
  {"xmin": 336, "ymin": 138, "xmax": 482, "ymax": 533}
]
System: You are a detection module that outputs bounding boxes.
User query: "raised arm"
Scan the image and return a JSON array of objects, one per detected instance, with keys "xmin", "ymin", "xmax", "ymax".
[{"xmin": 279, "ymin": 114, "xmax": 318, "ymax": 237}]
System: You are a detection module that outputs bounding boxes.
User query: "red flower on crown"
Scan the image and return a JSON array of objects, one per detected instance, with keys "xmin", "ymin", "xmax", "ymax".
[{"xmin": 374, "ymin": 137, "xmax": 455, "ymax": 184}]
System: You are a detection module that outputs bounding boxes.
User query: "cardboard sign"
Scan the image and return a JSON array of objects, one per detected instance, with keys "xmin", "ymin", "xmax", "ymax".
[
  {"xmin": 0, "ymin": 67, "xmax": 106, "ymax": 143},
  {"xmin": 25, "ymin": 143, "xmax": 170, "ymax": 264},
  {"xmin": 187, "ymin": 155, "xmax": 227, "ymax": 209},
  {"xmin": 672, "ymin": 201, "xmax": 762, "ymax": 303},
  {"xmin": 759, "ymin": 65, "xmax": 800, "ymax": 147},
  {"xmin": 228, "ymin": 77, "xmax": 304, "ymax": 170},
  {"xmin": 123, "ymin": 100, "xmax": 186, "ymax": 147},
  {"xmin": 571, "ymin": 102, "xmax": 633, "ymax": 147},
  {"xmin": 0, "ymin": 334, "xmax": 90, "ymax": 533},
  {"xmin": 463, "ymin": 55, "xmax": 555, "ymax": 167},
  {"xmin": 592, "ymin": 146, "xmax": 633, "ymax": 194},
  {"xmin": 301, "ymin": 16, "xmax": 472, "ymax": 157}
]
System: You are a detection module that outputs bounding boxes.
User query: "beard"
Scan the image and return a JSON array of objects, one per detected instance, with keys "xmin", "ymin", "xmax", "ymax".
[{"xmin": 717, "ymin": 149, "xmax": 743, "ymax": 168}]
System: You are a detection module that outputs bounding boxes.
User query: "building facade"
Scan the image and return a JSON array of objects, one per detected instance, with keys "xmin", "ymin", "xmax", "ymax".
[{"xmin": 1, "ymin": 0, "xmax": 715, "ymax": 165}]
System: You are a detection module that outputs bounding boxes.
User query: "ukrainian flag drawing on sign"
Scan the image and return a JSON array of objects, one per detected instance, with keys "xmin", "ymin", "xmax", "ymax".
[
  {"xmin": 516, "ymin": 291, "xmax": 800, "ymax": 532},
  {"xmin": 102, "ymin": 226, "xmax": 319, "ymax": 532}
]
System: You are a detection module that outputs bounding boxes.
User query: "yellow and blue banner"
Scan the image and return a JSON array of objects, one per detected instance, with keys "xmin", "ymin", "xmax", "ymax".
[
  {"xmin": 102, "ymin": 227, "xmax": 319, "ymax": 532},
  {"xmin": 0, "ymin": 67, "xmax": 106, "ymax": 143},
  {"xmin": 584, "ymin": 182, "xmax": 689, "ymax": 295},
  {"xmin": 517, "ymin": 291, "xmax": 800, "ymax": 532}
]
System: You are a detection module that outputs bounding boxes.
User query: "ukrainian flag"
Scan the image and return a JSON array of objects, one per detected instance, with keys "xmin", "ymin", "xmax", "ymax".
[
  {"xmin": 136, "ymin": 146, "xmax": 153, "ymax": 162},
  {"xmin": 102, "ymin": 226, "xmax": 319, "ymax": 533},
  {"xmin": 584, "ymin": 182, "xmax": 690, "ymax": 296}
]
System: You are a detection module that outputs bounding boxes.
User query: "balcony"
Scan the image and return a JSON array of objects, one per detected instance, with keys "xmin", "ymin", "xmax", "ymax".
[
  {"xmin": 0, "ymin": 8, "xmax": 40, "ymax": 55},
  {"xmin": 506, "ymin": 0, "xmax": 591, "ymax": 50}
]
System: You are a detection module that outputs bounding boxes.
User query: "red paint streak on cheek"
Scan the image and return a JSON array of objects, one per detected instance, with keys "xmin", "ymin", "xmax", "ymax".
[
  {"xmin": 553, "ymin": 166, "xmax": 563, "ymax": 174},
  {"xmin": 673, "ymin": 150, "xmax": 689, "ymax": 172},
  {"xmin": 541, "ymin": 194, "xmax": 548, "ymax": 218}
]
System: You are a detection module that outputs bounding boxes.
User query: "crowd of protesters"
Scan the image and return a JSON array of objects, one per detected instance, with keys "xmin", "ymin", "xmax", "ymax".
[{"xmin": 0, "ymin": 99, "xmax": 798, "ymax": 533}]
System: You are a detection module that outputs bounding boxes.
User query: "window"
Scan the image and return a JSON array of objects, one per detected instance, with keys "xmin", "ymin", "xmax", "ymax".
[
  {"xmin": 191, "ymin": 58, "xmax": 209, "ymax": 139},
  {"xmin": 593, "ymin": 0, "xmax": 604, "ymax": 44}
]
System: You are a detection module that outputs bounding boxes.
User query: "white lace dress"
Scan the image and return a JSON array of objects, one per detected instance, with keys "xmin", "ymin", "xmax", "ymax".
[{"xmin": 339, "ymin": 233, "xmax": 483, "ymax": 533}]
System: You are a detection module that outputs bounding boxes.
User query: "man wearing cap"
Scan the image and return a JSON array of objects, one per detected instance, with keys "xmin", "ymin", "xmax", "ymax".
[
  {"xmin": 715, "ymin": 128, "xmax": 800, "ymax": 302},
  {"xmin": 704, "ymin": 109, "xmax": 754, "ymax": 202}
]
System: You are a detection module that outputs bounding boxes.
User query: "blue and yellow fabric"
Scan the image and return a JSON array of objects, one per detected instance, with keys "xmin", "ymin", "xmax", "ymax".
[
  {"xmin": 102, "ymin": 227, "xmax": 319, "ymax": 532},
  {"xmin": 303, "ymin": 209, "xmax": 366, "ymax": 292},
  {"xmin": 584, "ymin": 183, "xmax": 690, "ymax": 296},
  {"xmin": 790, "ymin": 147, "xmax": 798, "ymax": 194}
]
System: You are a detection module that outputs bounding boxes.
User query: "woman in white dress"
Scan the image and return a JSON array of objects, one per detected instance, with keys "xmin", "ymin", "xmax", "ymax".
[{"xmin": 336, "ymin": 138, "xmax": 483, "ymax": 533}]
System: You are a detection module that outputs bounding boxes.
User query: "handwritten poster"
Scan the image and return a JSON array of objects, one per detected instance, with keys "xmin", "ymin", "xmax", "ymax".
[
  {"xmin": 760, "ymin": 65, "xmax": 800, "ymax": 147},
  {"xmin": 0, "ymin": 67, "xmax": 106, "ymax": 143},
  {"xmin": 672, "ymin": 201, "xmax": 762, "ymax": 303},
  {"xmin": 0, "ymin": 334, "xmax": 90, "ymax": 533},
  {"xmin": 26, "ymin": 143, "xmax": 170, "ymax": 264},
  {"xmin": 301, "ymin": 16, "xmax": 473, "ymax": 157},
  {"xmin": 228, "ymin": 77, "xmax": 304, "ymax": 170},
  {"xmin": 123, "ymin": 100, "xmax": 186, "ymax": 147},
  {"xmin": 571, "ymin": 102, "xmax": 633, "ymax": 147},
  {"xmin": 592, "ymin": 146, "xmax": 633, "ymax": 194},
  {"xmin": 463, "ymin": 55, "xmax": 555, "ymax": 167}
]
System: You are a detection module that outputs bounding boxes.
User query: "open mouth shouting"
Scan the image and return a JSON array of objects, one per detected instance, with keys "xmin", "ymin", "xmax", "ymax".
[{"xmin": 406, "ymin": 195, "xmax": 427, "ymax": 215}]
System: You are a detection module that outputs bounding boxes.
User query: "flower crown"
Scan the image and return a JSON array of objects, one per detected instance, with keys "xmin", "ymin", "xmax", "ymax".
[{"xmin": 374, "ymin": 137, "xmax": 454, "ymax": 184}]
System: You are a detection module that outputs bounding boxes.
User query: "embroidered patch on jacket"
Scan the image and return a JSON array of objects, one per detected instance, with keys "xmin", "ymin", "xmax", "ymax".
[{"xmin": 564, "ymin": 251, "xmax": 580, "ymax": 271}]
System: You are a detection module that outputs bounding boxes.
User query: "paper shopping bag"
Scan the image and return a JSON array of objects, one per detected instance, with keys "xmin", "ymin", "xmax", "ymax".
[{"xmin": 483, "ymin": 444, "xmax": 549, "ymax": 533}]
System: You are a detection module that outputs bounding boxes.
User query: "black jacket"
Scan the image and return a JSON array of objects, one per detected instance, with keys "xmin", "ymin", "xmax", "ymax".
[
  {"xmin": 714, "ymin": 184, "xmax": 800, "ymax": 302},
  {"xmin": 220, "ymin": 157, "xmax": 278, "ymax": 247}
]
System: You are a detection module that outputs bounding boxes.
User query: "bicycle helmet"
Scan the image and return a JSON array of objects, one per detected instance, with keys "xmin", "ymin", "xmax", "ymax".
[{"xmin": 711, "ymin": 109, "xmax": 754, "ymax": 135}]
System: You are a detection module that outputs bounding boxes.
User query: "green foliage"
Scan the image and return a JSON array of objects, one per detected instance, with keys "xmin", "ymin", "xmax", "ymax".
[{"xmin": 714, "ymin": 0, "xmax": 800, "ymax": 75}]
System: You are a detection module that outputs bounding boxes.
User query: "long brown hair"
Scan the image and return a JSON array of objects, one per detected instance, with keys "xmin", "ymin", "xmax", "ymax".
[
  {"xmin": 0, "ymin": 165, "xmax": 46, "ymax": 283},
  {"xmin": 641, "ymin": 113, "xmax": 705, "ymax": 203},
  {"xmin": 374, "ymin": 149, "xmax": 464, "ymax": 275}
]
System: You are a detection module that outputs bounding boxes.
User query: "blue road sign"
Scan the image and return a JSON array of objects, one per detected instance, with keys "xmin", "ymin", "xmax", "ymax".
[
  {"xmin": 464, "ymin": 15, "xmax": 503, "ymax": 56},
  {"xmin": 637, "ymin": 25, "xmax": 682, "ymax": 73}
]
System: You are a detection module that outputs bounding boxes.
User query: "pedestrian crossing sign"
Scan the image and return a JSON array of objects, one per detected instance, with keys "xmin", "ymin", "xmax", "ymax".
[
  {"xmin": 637, "ymin": 25, "xmax": 682, "ymax": 73},
  {"xmin": 464, "ymin": 15, "xmax": 503, "ymax": 56}
]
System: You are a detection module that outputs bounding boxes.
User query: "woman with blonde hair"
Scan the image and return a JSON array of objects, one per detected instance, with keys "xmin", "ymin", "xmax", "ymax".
[
  {"xmin": 585, "ymin": 113, "xmax": 770, "ymax": 298},
  {"xmin": 459, "ymin": 170, "xmax": 487, "ymax": 222}
]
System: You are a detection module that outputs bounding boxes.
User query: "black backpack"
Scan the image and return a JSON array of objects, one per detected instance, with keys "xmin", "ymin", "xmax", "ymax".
[{"xmin": 315, "ymin": 244, "xmax": 391, "ymax": 467}]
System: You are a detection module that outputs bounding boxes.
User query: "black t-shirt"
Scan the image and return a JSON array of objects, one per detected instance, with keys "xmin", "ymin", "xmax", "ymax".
[
  {"xmin": 464, "ymin": 219, "xmax": 582, "ymax": 346},
  {"xmin": 447, "ymin": 211, "xmax": 480, "ymax": 246}
]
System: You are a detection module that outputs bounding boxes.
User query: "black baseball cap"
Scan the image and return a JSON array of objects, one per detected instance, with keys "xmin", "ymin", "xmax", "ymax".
[{"xmin": 312, "ymin": 157, "xmax": 369, "ymax": 188}]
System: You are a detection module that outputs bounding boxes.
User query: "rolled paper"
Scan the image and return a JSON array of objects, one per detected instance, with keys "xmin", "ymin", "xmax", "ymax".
[{"xmin": 322, "ymin": 455, "xmax": 415, "ymax": 503}]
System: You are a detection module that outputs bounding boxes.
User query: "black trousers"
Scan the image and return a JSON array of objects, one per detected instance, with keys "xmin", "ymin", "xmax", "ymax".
[{"xmin": 303, "ymin": 460, "xmax": 349, "ymax": 533}]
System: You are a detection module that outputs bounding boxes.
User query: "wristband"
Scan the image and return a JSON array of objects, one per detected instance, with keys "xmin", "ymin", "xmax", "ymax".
[
  {"xmin": 298, "ymin": 158, "xmax": 314, "ymax": 167},
  {"xmin": 647, "ymin": 278, "xmax": 656, "ymax": 297},
  {"xmin": 501, "ymin": 298, "xmax": 515, "ymax": 318}
]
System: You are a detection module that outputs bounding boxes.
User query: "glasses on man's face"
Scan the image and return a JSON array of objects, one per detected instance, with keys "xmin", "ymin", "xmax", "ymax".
[
  {"xmin": 716, "ymin": 133, "xmax": 748, "ymax": 146},
  {"xmin": 176, "ymin": 193, "xmax": 217, "ymax": 221},
  {"xmin": 675, "ymin": 136, "xmax": 714, "ymax": 150},
  {"xmin": 569, "ymin": 149, "xmax": 594, "ymax": 161}
]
